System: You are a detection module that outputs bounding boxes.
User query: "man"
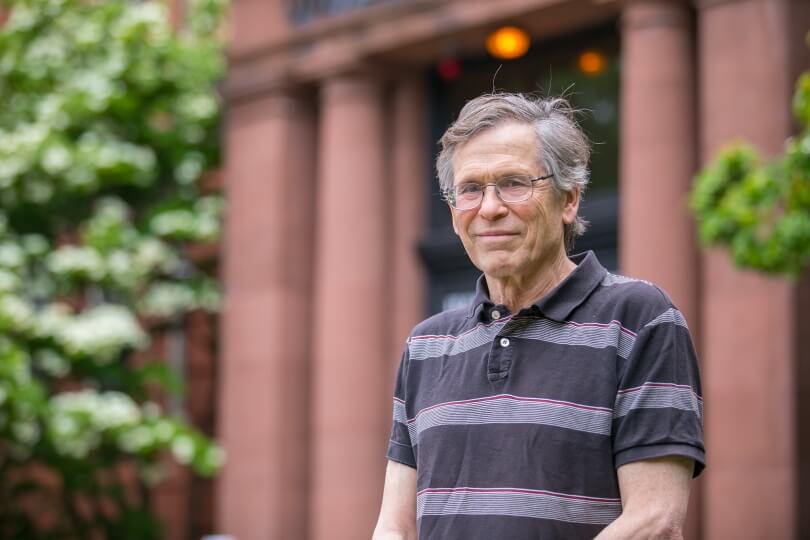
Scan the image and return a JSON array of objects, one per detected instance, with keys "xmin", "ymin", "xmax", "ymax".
[{"xmin": 372, "ymin": 93, "xmax": 704, "ymax": 539}]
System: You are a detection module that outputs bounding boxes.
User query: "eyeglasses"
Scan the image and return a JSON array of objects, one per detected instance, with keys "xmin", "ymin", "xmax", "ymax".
[{"xmin": 442, "ymin": 174, "xmax": 554, "ymax": 210}]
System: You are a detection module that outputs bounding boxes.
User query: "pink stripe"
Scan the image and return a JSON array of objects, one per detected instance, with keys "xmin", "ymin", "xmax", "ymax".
[
  {"xmin": 409, "ymin": 315, "xmax": 514, "ymax": 342},
  {"xmin": 417, "ymin": 486, "xmax": 621, "ymax": 504},
  {"xmin": 408, "ymin": 394, "xmax": 612, "ymax": 424},
  {"xmin": 617, "ymin": 381, "xmax": 703, "ymax": 400},
  {"xmin": 393, "ymin": 397, "xmax": 405, "ymax": 404}
]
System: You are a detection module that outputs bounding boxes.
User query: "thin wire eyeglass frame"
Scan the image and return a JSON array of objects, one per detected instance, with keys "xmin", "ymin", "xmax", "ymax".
[{"xmin": 442, "ymin": 174, "xmax": 555, "ymax": 210}]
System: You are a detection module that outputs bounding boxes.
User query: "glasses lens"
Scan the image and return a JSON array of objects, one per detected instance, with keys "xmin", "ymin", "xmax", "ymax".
[
  {"xmin": 452, "ymin": 183, "xmax": 483, "ymax": 209},
  {"xmin": 496, "ymin": 177, "xmax": 533, "ymax": 202}
]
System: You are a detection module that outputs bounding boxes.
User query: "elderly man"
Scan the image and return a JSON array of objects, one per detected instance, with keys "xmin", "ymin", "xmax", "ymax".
[{"xmin": 372, "ymin": 93, "xmax": 704, "ymax": 539}]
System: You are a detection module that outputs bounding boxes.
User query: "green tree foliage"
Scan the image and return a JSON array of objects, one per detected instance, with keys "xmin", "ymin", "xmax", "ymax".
[
  {"xmin": 0, "ymin": 0, "xmax": 227, "ymax": 537},
  {"xmin": 691, "ymin": 69, "xmax": 810, "ymax": 277}
]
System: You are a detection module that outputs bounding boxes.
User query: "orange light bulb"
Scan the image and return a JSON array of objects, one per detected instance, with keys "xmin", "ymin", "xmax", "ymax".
[
  {"xmin": 578, "ymin": 50, "xmax": 607, "ymax": 76},
  {"xmin": 486, "ymin": 26, "xmax": 531, "ymax": 60}
]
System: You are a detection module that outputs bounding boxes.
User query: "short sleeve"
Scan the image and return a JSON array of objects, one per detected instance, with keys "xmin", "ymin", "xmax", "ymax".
[
  {"xmin": 612, "ymin": 306, "xmax": 705, "ymax": 476},
  {"xmin": 386, "ymin": 342, "xmax": 416, "ymax": 468}
]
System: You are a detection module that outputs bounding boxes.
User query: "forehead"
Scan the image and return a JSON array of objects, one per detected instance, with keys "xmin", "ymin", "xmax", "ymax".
[{"xmin": 452, "ymin": 122, "xmax": 539, "ymax": 182}]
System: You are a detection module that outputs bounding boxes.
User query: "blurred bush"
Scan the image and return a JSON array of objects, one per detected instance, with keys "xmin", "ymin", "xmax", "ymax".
[
  {"xmin": 0, "ymin": 0, "xmax": 227, "ymax": 537},
  {"xmin": 691, "ymin": 66, "xmax": 810, "ymax": 277}
]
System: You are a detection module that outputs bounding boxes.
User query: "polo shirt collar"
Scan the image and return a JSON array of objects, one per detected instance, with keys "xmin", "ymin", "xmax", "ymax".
[{"xmin": 466, "ymin": 251, "xmax": 607, "ymax": 322}]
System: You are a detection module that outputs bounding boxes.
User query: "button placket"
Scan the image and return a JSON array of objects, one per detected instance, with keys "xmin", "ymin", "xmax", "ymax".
[{"xmin": 487, "ymin": 319, "xmax": 515, "ymax": 383}]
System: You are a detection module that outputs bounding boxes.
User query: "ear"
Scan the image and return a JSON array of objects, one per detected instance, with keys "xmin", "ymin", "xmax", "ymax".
[
  {"xmin": 561, "ymin": 186, "xmax": 581, "ymax": 225},
  {"xmin": 449, "ymin": 205, "xmax": 460, "ymax": 236}
]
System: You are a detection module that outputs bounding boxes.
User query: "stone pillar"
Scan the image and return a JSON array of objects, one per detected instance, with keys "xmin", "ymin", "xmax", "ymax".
[
  {"xmin": 619, "ymin": 0, "xmax": 698, "ymax": 317},
  {"xmin": 310, "ymin": 75, "xmax": 390, "ymax": 540},
  {"xmin": 697, "ymin": 0, "xmax": 803, "ymax": 537},
  {"xmin": 217, "ymin": 92, "xmax": 316, "ymax": 540},
  {"xmin": 389, "ymin": 75, "xmax": 427, "ymax": 367},
  {"xmin": 619, "ymin": 1, "xmax": 701, "ymax": 537}
]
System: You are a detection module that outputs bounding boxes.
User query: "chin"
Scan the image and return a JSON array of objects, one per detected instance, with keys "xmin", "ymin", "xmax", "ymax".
[{"xmin": 474, "ymin": 257, "xmax": 518, "ymax": 278}]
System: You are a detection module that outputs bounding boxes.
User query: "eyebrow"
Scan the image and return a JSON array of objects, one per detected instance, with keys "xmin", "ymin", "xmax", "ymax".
[{"xmin": 455, "ymin": 170, "xmax": 535, "ymax": 184}]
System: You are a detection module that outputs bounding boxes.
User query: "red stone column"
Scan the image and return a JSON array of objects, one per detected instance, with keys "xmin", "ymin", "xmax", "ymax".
[
  {"xmin": 310, "ymin": 75, "xmax": 389, "ymax": 540},
  {"xmin": 619, "ymin": 2, "xmax": 702, "ymax": 537},
  {"xmin": 697, "ymin": 0, "xmax": 802, "ymax": 537},
  {"xmin": 217, "ymin": 92, "xmax": 316, "ymax": 540},
  {"xmin": 620, "ymin": 0, "xmax": 698, "ymax": 316},
  {"xmin": 389, "ymin": 75, "xmax": 427, "ymax": 367}
]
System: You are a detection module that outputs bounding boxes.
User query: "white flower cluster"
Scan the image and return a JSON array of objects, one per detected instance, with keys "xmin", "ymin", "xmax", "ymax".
[
  {"xmin": 67, "ymin": 70, "xmax": 115, "ymax": 113},
  {"xmin": 0, "ymin": 124, "xmax": 48, "ymax": 187},
  {"xmin": 91, "ymin": 196, "xmax": 130, "ymax": 225},
  {"xmin": 74, "ymin": 132, "xmax": 157, "ymax": 188},
  {"xmin": 32, "ymin": 303, "xmax": 148, "ymax": 363},
  {"xmin": 74, "ymin": 197, "xmax": 181, "ymax": 290},
  {"xmin": 112, "ymin": 1, "xmax": 170, "ymax": 43},
  {"xmin": 138, "ymin": 282, "xmax": 196, "ymax": 318},
  {"xmin": 118, "ymin": 422, "xmax": 162, "ymax": 454},
  {"xmin": 137, "ymin": 279, "xmax": 220, "ymax": 318},
  {"xmin": 177, "ymin": 94, "xmax": 218, "ymax": 122},
  {"xmin": 187, "ymin": 0, "xmax": 227, "ymax": 34},
  {"xmin": 46, "ymin": 237, "xmax": 178, "ymax": 292},
  {"xmin": 48, "ymin": 389, "xmax": 141, "ymax": 459},
  {"xmin": 0, "ymin": 269, "xmax": 20, "ymax": 293},
  {"xmin": 0, "ymin": 233, "xmax": 50, "ymax": 293},
  {"xmin": 102, "ymin": 238, "xmax": 182, "ymax": 291},
  {"xmin": 0, "ymin": 294, "xmax": 35, "ymax": 333},
  {"xmin": 0, "ymin": 241, "xmax": 25, "ymax": 268},
  {"xmin": 149, "ymin": 195, "xmax": 223, "ymax": 242},
  {"xmin": 34, "ymin": 348, "xmax": 70, "ymax": 378},
  {"xmin": 174, "ymin": 152, "xmax": 205, "ymax": 185},
  {"xmin": 170, "ymin": 432, "xmax": 226, "ymax": 472},
  {"xmin": 48, "ymin": 304, "xmax": 149, "ymax": 363},
  {"xmin": 133, "ymin": 238, "xmax": 180, "ymax": 275},
  {"xmin": 0, "ymin": 127, "xmax": 157, "ymax": 201},
  {"xmin": 24, "ymin": 33, "xmax": 68, "ymax": 78},
  {"xmin": 5, "ymin": 3, "xmax": 38, "ymax": 32},
  {"xmin": 0, "ymin": 232, "xmax": 51, "ymax": 296},
  {"xmin": 44, "ymin": 387, "xmax": 225, "ymax": 474},
  {"xmin": 47, "ymin": 245, "xmax": 106, "ymax": 280}
]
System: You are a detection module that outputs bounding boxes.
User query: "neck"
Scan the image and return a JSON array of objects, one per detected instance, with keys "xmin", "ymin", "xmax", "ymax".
[{"xmin": 485, "ymin": 252, "xmax": 576, "ymax": 313}]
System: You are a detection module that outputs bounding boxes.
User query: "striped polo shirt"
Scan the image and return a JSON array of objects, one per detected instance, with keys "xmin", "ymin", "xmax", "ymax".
[{"xmin": 386, "ymin": 251, "xmax": 705, "ymax": 539}]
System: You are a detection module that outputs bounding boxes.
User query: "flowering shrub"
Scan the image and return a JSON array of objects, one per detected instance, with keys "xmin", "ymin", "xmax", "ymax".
[
  {"xmin": 691, "ymin": 66, "xmax": 810, "ymax": 277},
  {"xmin": 0, "ymin": 0, "xmax": 226, "ymax": 537}
]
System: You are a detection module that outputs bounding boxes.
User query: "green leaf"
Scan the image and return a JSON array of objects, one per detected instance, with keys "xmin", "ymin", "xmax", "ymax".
[{"xmin": 133, "ymin": 361, "xmax": 185, "ymax": 397}]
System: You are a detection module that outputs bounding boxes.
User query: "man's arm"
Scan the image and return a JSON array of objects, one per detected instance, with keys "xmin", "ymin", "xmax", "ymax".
[
  {"xmin": 372, "ymin": 460, "xmax": 417, "ymax": 540},
  {"xmin": 595, "ymin": 456, "xmax": 694, "ymax": 540}
]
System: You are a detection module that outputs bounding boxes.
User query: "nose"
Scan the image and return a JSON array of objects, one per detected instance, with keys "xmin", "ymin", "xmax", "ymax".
[{"xmin": 478, "ymin": 184, "xmax": 508, "ymax": 220}]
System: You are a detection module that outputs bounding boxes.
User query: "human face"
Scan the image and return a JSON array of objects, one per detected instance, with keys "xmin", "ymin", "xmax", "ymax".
[{"xmin": 449, "ymin": 122, "xmax": 580, "ymax": 281}]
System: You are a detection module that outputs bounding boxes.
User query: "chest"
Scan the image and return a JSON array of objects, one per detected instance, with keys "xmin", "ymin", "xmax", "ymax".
[{"xmin": 406, "ymin": 316, "xmax": 629, "ymax": 414}]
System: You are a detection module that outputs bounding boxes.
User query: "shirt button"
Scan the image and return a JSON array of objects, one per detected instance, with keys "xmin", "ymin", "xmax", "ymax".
[
  {"xmin": 500, "ymin": 337, "xmax": 510, "ymax": 348},
  {"xmin": 491, "ymin": 310, "xmax": 501, "ymax": 320}
]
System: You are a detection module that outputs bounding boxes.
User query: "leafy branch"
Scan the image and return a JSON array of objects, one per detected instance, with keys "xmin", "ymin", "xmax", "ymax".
[{"xmin": 691, "ymin": 66, "xmax": 810, "ymax": 277}]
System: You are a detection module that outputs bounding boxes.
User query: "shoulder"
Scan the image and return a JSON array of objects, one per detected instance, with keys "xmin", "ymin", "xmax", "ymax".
[
  {"xmin": 408, "ymin": 307, "xmax": 474, "ymax": 340},
  {"xmin": 590, "ymin": 271, "xmax": 682, "ymax": 333}
]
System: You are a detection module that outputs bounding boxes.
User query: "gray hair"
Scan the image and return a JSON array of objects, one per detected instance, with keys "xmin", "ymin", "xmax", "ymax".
[{"xmin": 437, "ymin": 93, "xmax": 590, "ymax": 251}]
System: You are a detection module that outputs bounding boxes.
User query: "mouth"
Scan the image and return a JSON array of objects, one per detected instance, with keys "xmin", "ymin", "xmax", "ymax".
[{"xmin": 475, "ymin": 231, "xmax": 519, "ymax": 241}]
